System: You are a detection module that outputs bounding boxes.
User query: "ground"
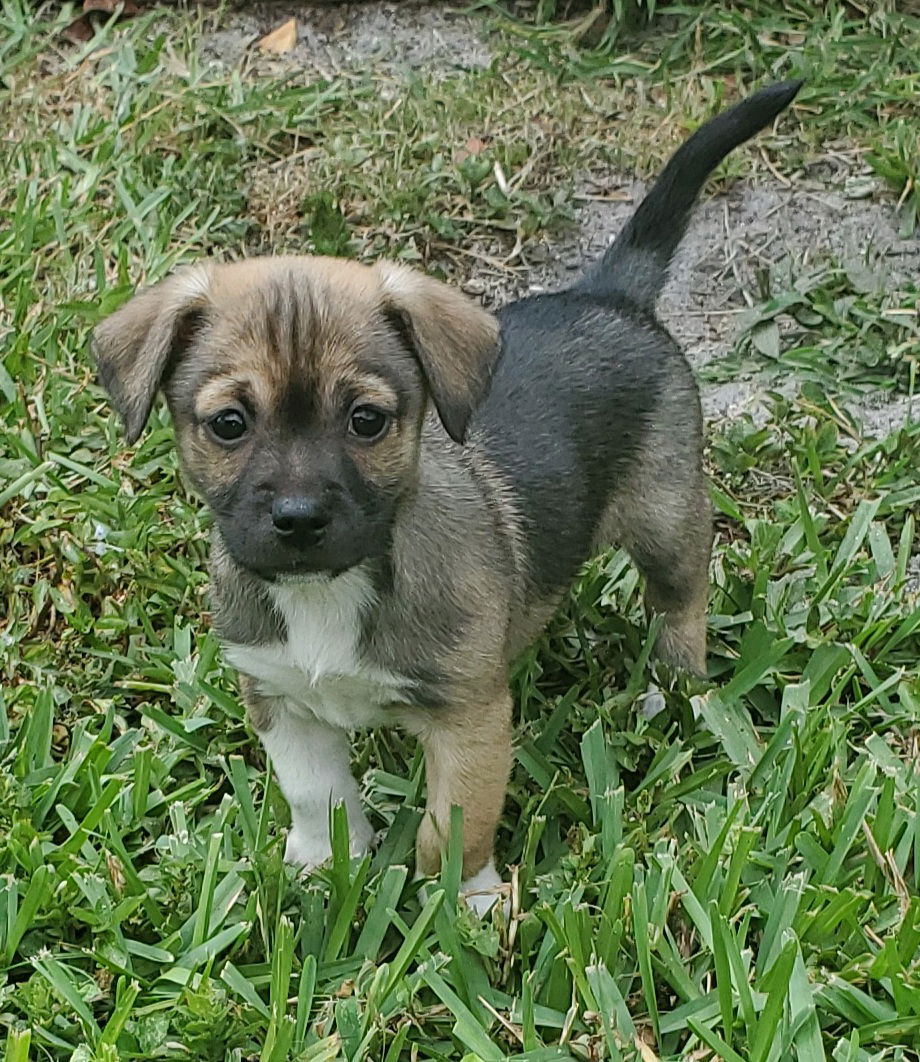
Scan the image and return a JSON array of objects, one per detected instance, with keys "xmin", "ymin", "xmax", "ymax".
[{"xmin": 1, "ymin": 1, "xmax": 919, "ymax": 1060}]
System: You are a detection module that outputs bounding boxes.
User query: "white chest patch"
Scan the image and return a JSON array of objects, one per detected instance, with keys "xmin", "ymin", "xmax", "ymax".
[{"xmin": 223, "ymin": 567, "xmax": 409, "ymax": 730}]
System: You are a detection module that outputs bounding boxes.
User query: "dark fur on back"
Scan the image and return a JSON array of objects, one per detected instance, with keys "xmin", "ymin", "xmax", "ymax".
[
  {"xmin": 473, "ymin": 80, "xmax": 802, "ymax": 611},
  {"xmin": 478, "ymin": 294, "xmax": 676, "ymax": 599}
]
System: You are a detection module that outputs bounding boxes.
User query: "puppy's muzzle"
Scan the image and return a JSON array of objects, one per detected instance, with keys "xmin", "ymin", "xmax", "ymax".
[{"xmin": 271, "ymin": 494, "xmax": 330, "ymax": 548}]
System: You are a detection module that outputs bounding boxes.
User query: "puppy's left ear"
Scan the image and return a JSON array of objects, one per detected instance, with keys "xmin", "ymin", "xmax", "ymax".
[
  {"xmin": 376, "ymin": 262, "xmax": 500, "ymax": 444},
  {"xmin": 92, "ymin": 265, "xmax": 212, "ymax": 444}
]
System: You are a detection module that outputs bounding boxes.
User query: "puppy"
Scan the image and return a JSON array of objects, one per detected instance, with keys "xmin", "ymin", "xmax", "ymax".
[{"xmin": 93, "ymin": 81, "xmax": 801, "ymax": 913}]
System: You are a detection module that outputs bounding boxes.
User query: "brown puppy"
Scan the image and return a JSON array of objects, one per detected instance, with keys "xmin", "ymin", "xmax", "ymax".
[{"xmin": 94, "ymin": 82, "xmax": 801, "ymax": 912}]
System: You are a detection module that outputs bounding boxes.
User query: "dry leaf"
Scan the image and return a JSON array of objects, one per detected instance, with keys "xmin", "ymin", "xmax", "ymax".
[
  {"xmin": 62, "ymin": 0, "xmax": 141, "ymax": 43},
  {"xmin": 62, "ymin": 15, "xmax": 95, "ymax": 42},
  {"xmin": 493, "ymin": 160, "xmax": 510, "ymax": 195},
  {"xmin": 454, "ymin": 136, "xmax": 488, "ymax": 164},
  {"xmin": 106, "ymin": 852, "xmax": 127, "ymax": 896},
  {"xmin": 83, "ymin": 0, "xmax": 141, "ymax": 13},
  {"xmin": 258, "ymin": 18, "xmax": 298, "ymax": 55},
  {"xmin": 635, "ymin": 1037, "xmax": 661, "ymax": 1062},
  {"xmin": 51, "ymin": 723, "xmax": 70, "ymax": 753}
]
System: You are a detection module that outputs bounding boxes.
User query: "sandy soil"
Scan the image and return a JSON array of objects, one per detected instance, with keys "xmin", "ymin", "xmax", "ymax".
[{"xmin": 202, "ymin": 1, "xmax": 494, "ymax": 74}]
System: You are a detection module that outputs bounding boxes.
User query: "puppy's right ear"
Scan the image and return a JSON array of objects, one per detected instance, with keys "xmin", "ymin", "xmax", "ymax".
[
  {"xmin": 92, "ymin": 266, "xmax": 211, "ymax": 444},
  {"xmin": 376, "ymin": 261, "xmax": 500, "ymax": 445}
]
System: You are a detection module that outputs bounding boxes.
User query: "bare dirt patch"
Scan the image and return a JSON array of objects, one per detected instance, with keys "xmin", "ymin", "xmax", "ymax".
[{"xmin": 201, "ymin": 1, "xmax": 493, "ymax": 75}]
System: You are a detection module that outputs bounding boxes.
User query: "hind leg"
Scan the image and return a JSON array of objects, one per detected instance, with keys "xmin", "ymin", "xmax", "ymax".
[
  {"xmin": 605, "ymin": 454, "xmax": 712, "ymax": 676},
  {"xmin": 638, "ymin": 520, "xmax": 710, "ymax": 676},
  {"xmin": 630, "ymin": 477, "xmax": 711, "ymax": 675}
]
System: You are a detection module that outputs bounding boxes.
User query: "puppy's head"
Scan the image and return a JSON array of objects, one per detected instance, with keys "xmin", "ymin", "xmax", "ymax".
[{"xmin": 92, "ymin": 256, "xmax": 500, "ymax": 580}]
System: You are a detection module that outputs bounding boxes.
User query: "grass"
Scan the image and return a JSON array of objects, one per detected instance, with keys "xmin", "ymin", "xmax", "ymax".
[
  {"xmin": 699, "ymin": 260, "xmax": 920, "ymax": 397},
  {"xmin": 1, "ymin": 0, "xmax": 919, "ymax": 1059}
]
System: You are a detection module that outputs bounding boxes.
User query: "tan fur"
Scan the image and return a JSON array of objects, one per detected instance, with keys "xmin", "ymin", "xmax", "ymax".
[
  {"xmin": 92, "ymin": 265, "xmax": 212, "ymax": 443},
  {"xmin": 94, "ymin": 257, "xmax": 517, "ymax": 883},
  {"xmin": 406, "ymin": 689, "xmax": 514, "ymax": 878},
  {"xmin": 376, "ymin": 262, "xmax": 500, "ymax": 443},
  {"xmin": 596, "ymin": 432, "xmax": 711, "ymax": 676},
  {"xmin": 239, "ymin": 674, "xmax": 274, "ymax": 732}
]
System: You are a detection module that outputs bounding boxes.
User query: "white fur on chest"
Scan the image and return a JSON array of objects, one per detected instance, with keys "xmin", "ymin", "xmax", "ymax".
[{"xmin": 224, "ymin": 568, "xmax": 407, "ymax": 729}]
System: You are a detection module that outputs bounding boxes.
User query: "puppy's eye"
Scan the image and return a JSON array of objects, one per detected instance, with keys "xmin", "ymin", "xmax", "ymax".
[
  {"xmin": 349, "ymin": 406, "xmax": 390, "ymax": 441},
  {"xmin": 208, "ymin": 408, "xmax": 248, "ymax": 443}
]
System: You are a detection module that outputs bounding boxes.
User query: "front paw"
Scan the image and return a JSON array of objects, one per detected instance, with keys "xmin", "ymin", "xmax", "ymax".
[
  {"xmin": 284, "ymin": 826, "xmax": 334, "ymax": 871},
  {"xmin": 461, "ymin": 861, "xmax": 510, "ymax": 919},
  {"xmin": 284, "ymin": 812, "xmax": 375, "ymax": 871},
  {"xmin": 343, "ymin": 811, "xmax": 376, "ymax": 860}
]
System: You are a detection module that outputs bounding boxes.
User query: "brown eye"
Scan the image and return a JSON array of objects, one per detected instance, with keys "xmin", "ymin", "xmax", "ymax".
[
  {"xmin": 208, "ymin": 408, "xmax": 248, "ymax": 443},
  {"xmin": 349, "ymin": 406, "xmax": 390, "ymax": 440}
]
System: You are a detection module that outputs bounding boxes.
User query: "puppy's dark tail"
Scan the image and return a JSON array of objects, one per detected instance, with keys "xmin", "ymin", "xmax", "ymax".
[{"xmin": 578, "ymin": 80, "xmax": 802, "ymax": 310}]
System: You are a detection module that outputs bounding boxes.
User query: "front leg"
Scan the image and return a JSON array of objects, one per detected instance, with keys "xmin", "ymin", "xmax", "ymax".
[
  {"xmin": 408, "ymin": 687, "xmax": 513, "ymax": 912},
  {"xmin": 244, "ymin": 686, "xmax": 375, "ymax": 869}
]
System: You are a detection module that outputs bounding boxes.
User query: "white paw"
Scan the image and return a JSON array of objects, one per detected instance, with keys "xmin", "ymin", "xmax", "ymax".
[
  {"xmin": 461, "ymin": 861, "xmax": 509, "ymax": 919},
  {"xmin": 284, "ymin": 826, "xmax": 334, "ymax": 871},
  {"xmin": 284, "ymin": 809, "xmax": 375, "ymax": 871},
  {"xmin": 639, "ymin": 683, "xmax": 666, "ymax": 721},
  {"xmin": 347, "ymin": 813, "xmax": 377, "ymax": 858}
]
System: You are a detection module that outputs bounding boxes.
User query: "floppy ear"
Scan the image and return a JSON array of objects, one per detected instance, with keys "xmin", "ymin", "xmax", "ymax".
[
  {"xmin": 376, "ymin": 262, "xmax": 501, "ymax": 444},
  {"xmin": 92, "ymin": 265, "xmax": 212, "ymax": 444}
]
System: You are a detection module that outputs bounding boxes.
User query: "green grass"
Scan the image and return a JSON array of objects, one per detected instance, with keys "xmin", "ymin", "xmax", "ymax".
[
  {"xmin": 1, "ymin": 1, "xmax": 919, "ymax": 1059},
  {"xmin": 700, "ymin": 261, "xmax": 920, "ymax": 397}
]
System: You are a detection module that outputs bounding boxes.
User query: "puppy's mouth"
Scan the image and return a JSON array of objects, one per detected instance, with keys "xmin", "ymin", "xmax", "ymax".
[
  {"xmin": 212, "ymin": 514, "xmax": 384, "ymax": 585},
  {"xmin": 239, "ymin": 557, "xmax": 355, "ymax": 584},
  {"xmin": 252, "ymin": 563, "xmax": 353, "ymax": 584}
]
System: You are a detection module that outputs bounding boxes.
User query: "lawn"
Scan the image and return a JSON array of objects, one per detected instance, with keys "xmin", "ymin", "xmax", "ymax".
[{"xmin": 1, "ymin": 1, "xmax": 919, "ymax": 1059}]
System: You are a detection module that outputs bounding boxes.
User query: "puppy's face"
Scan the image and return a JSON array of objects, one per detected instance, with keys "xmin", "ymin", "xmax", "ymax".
[{"xmin": 93, "ymin": 257, "xmax": 500, "ymax": 580}]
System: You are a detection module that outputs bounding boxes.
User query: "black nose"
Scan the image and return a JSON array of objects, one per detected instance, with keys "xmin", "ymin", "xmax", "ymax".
[{"xmin": 271, "ymin": 495, "xmax": 330, "ymax": 545}]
